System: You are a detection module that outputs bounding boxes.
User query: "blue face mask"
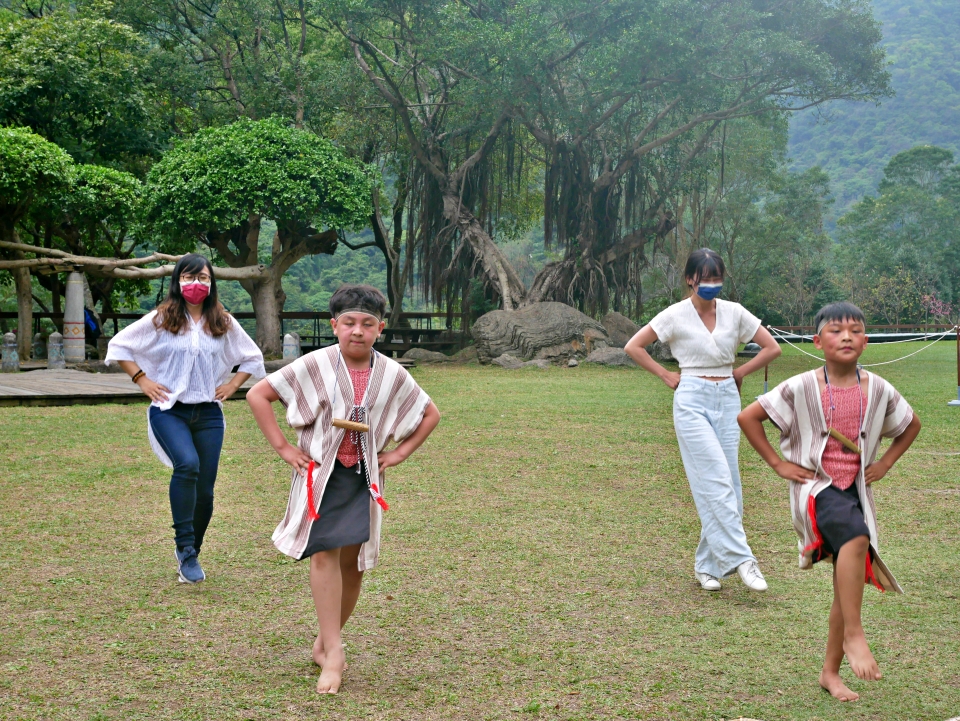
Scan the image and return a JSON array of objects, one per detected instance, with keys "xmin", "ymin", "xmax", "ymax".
[{"xmin": 696, "ymin": 282, "xmax": 723, "ymax": 301}]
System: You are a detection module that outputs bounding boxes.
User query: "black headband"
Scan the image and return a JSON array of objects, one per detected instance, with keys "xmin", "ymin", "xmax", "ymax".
[{"xmin": 334, "ymin": 308, "xmax": 383, "ymax": 322}]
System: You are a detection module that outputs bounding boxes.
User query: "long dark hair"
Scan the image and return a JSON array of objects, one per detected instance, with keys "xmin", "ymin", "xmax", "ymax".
[
  {"xmin": 153, "ymin": 254, "xmax": 231, "ymax": 337},
  {"xmin": 683, "ymin": 248, "xmax": 726, "ymax": 289}
]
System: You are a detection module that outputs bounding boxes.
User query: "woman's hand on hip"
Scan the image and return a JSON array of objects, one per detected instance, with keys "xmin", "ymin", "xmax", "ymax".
[
  {"xmin": 733, "ymin": 368, "xmax": 744, "ymax": 394},
  {"xmin": 136, "ymin": 376, "xmax": 170, "ymax": 403},
  {"xmin": 215, "ymin": 381, "xmax": 240, "ymax": 401},
  {"xmin": 774, "ymin": 460, "xmax": 816, "ymax": 483},
  {"xmin": 659, "ymin": 370, "xmax": 681, "ymax": 390},
  {"xmin": 279, "ymin": 443, "xmax": 313, "ymax": 475}
]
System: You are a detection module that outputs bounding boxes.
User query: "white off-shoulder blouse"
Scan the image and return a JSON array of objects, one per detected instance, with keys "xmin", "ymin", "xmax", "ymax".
[{"xmin": 105, "ymin": 310, "xmax": 265, "ymax": 465}]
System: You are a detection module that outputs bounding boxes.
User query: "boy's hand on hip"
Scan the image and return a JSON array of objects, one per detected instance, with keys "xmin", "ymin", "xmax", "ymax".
[
  {"xmin": 774, "ymin": 460, "xmax": 816, "ymax": 483},
  {"xmin": 377, "ymin": 449, "xmax": 405, "ymax": 471},
  {"xmin": 279, "ymin": 443, "xmax": 313, "ymax": 475},
  {"xmin": 864, "ymin": 460, "xmax": 890, "ymax": 484}
]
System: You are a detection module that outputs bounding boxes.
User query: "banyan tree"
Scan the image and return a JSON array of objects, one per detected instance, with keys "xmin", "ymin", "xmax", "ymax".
[{"xmin": 332, "ymin": 0, "xmax": 889, "ymax": 316}]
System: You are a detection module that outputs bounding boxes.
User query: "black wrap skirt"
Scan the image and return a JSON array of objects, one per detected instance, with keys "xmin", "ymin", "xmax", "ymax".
[
  {"xmin": 298, "ymin": 460, "xmax": 371, "ymax": 559},
  {"xmin": 812, "ymin": 483, "xmax": 871, "ymax": 563}
]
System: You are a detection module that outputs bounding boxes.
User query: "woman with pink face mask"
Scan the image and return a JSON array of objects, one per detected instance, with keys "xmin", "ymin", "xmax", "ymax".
[{"xmin": 106, "ymin": 254, "xmax": 264, "ymax": 584}]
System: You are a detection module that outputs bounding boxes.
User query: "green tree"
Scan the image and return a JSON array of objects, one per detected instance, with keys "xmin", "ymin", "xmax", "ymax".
[
  {"xmin": 0, "ymin": 126, "xmax": 72, "ymax": 357},
  {"xmin": 513, "ymin": 0, "xmax": 889, "ymax": 314},
  {"xmin": 837, "ymin": 145, "xmax": 960, "ymax": 321},
  {"xmin": 143, "ymin": 117, "xmax": 375, "ymax": 354},
  {"xmin": 0, "ymin": 10, "xmax": 164, "ymax": 172},
  {"xmin": 734, "ymin": 167, "xmax": 839, "ymax": 326},
  {"xmin": 18, "ymin": 164, "xmax": 148, "ymax": 318}
]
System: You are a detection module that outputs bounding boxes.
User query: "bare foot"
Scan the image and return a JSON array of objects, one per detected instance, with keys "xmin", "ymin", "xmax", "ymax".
[
  {"xmin": 843, "ymin": 634, "xmax": 881, "ymax": 681},
  {"xmin": 316, "ymin": 644, "xmax": 345, "ymax": 694},
  {"xmin": 819, "ymin": 670, "xmax": 860, "ymax": 701},
  {"xmin": 313, "ymin": 635, "xmax": 325, "ymax": 667}
]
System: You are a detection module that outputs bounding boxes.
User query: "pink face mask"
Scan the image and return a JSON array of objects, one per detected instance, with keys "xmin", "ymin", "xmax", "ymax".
[{"xmin": 180, "ymin": 280, "xmax": 211, "ymax": 305}]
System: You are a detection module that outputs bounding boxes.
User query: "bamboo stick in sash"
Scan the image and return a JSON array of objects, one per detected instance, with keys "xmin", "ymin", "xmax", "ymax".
[
  {"xmin": 332, "ymin": 418, "xmax": 370, "ymax": 433},
  {"xmin": 828, "ymin": 427, "xmax": 861, "ymax": 455}
]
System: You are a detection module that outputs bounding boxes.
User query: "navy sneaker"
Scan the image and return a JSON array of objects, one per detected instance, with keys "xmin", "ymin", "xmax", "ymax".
[{"xmin": 175, "ymin": 546, "xmax": 205, "ymax": 584}]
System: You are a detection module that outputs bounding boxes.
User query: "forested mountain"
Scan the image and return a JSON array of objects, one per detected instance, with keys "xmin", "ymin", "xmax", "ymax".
[{"xmin": 789, "ymin": 0, "xmax": 960, "ymax": 212}]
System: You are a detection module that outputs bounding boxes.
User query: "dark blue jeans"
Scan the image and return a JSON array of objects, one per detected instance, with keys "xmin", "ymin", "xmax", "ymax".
[{"xmin": 149, "ymin": 402, "xmax": 225, "ymax": 551}]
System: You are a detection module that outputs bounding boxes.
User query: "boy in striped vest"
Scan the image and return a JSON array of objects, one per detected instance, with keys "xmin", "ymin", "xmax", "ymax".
[
  {"xmin": 247, "ymin": 284, "xmax": 441, "ymax": 694},
  {"xmin": 738, "ymin": 302, "xmax": 920, "ymax": 702}
]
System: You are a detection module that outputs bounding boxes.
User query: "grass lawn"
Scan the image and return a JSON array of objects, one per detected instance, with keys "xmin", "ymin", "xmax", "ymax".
[{"xmin": 1, "ymin": 341, "xmax": 959, "ymax": 720}]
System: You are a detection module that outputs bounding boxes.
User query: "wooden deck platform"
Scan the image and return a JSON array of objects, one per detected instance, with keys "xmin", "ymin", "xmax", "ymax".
[
  {"xmin": 0, "ymin": 354, "xmax": 416, "ymax": 407},
  {"xmin": 0, "ymin": 370, "xmax": 257, "ymax": 407}
]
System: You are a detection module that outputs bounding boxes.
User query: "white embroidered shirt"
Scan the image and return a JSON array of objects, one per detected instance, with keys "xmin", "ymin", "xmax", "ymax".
[{"xmin": 105, "ymin": 310, "xmax": 265, "ymax": 465}]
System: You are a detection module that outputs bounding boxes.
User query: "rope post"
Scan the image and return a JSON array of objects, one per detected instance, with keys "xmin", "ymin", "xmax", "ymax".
[
  {"xmin": 764, "ymin": 362, "xmax": 769, "ymax": 395},
  {"xmin": 949, "ymin": 326, "xmax": 960, "ymax": 407}
]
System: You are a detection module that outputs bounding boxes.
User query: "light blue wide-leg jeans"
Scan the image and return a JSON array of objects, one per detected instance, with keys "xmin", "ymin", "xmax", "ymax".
[{"xmin": 673, "ymin": 376, "xmax": 756, "ymax": 578}]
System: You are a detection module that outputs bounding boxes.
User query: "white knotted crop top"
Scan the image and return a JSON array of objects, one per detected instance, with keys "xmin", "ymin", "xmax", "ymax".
[{"xmin": 647, "ymin": 298, "xmax": 761, "ymax": 377}]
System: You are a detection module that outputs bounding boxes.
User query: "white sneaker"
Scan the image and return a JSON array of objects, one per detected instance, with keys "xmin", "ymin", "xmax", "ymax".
[
  {"xmin": 737, "ymin": 560, "xmax": 767, "ymax": 592},
  {"xmin": 695, "ymin": 571, "xmax": 721, "ymax": 591}
]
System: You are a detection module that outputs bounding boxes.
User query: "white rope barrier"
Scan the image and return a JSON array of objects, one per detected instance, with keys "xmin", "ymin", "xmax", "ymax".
[
  {"xmin": 769, "ymin": 326, "xmax": 956, "ymax": 345},
  {"xmin": 767, "ymin": 325, "xmax": 959, "ymax": 368}
]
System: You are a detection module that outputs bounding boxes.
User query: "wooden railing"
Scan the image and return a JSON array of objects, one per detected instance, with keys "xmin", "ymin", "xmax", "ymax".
[{"xmin": 0, "ymin": 310, "xmax": 471, "ymax": 357}]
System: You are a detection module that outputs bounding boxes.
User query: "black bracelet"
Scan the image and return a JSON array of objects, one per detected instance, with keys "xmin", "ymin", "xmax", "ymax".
[{"xmin": 131, "ymin": 370, "xmax": 145, "ymax": 384}]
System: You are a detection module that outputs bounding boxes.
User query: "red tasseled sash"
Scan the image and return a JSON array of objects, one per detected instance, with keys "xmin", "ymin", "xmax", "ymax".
[{"xmin": 806, "ymin": 493, "xmax": 884, "ymax": 590}]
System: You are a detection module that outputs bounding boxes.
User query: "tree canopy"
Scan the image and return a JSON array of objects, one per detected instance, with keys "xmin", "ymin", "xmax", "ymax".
[
  {"xmin": 331, "ymin": 0, "xmax": 891, "ymax": 316},
  {"xmin": 143, "ymin": 116, "xmax": 376, "ymax": 353},
  {"xmin": 0, "ymin": 10, "xmax": 163, "ymax": 171},
  {"xmin": 0, "ymin": 125, "xmax": 73, "ymax": 231}
]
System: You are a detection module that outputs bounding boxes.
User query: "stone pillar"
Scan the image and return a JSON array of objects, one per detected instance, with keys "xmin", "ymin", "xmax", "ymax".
[
  {"xmin": 282, "ymin": 333, "xmax": 300, "ymax": 359},
  {"xmin": 1, "ymin": 332, "xmax": 19, "ymax": 372},
  {"xmin": 63, "ymin": 272, "xmax": 85, "ymax": 363},
  {"xmin": 32, "ymin": 333, "xmax": 47, "ymax": 360},
  {"xmin": 48, "ymin": 332, "xmax": 65, "ymax": 369}
]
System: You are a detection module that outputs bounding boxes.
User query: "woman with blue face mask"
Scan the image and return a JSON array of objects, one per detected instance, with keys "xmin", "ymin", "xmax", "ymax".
[{"xmin": 625, "ymin": 248, "xmax": 781, "ymax": 592}]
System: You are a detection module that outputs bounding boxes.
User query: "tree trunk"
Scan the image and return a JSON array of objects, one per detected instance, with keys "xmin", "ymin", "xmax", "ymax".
[
  {"xmin": 239, "ymin": 268, "xmax": 285, "ymax": 357},
  {"xmin": 371, "ymin": 193, "xmax": 399, "ymax": 310},
  {"xmin": 1, "ymin": 223, "xmax": 34, "ymax": 359},
  {"xmin": 442, "ymin": 194, "xmax": 527, "ymax": 310},
  {"xmin": 202, "ymin": 215, "xmax": 341, "ymax": 355},
  {"xmin": 13, "ymin": 266, "xmax": 32, "ymax": 359},
  {"xmin": 388, "ymin": 228, "xmax": 415, "ymax": 328}
]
